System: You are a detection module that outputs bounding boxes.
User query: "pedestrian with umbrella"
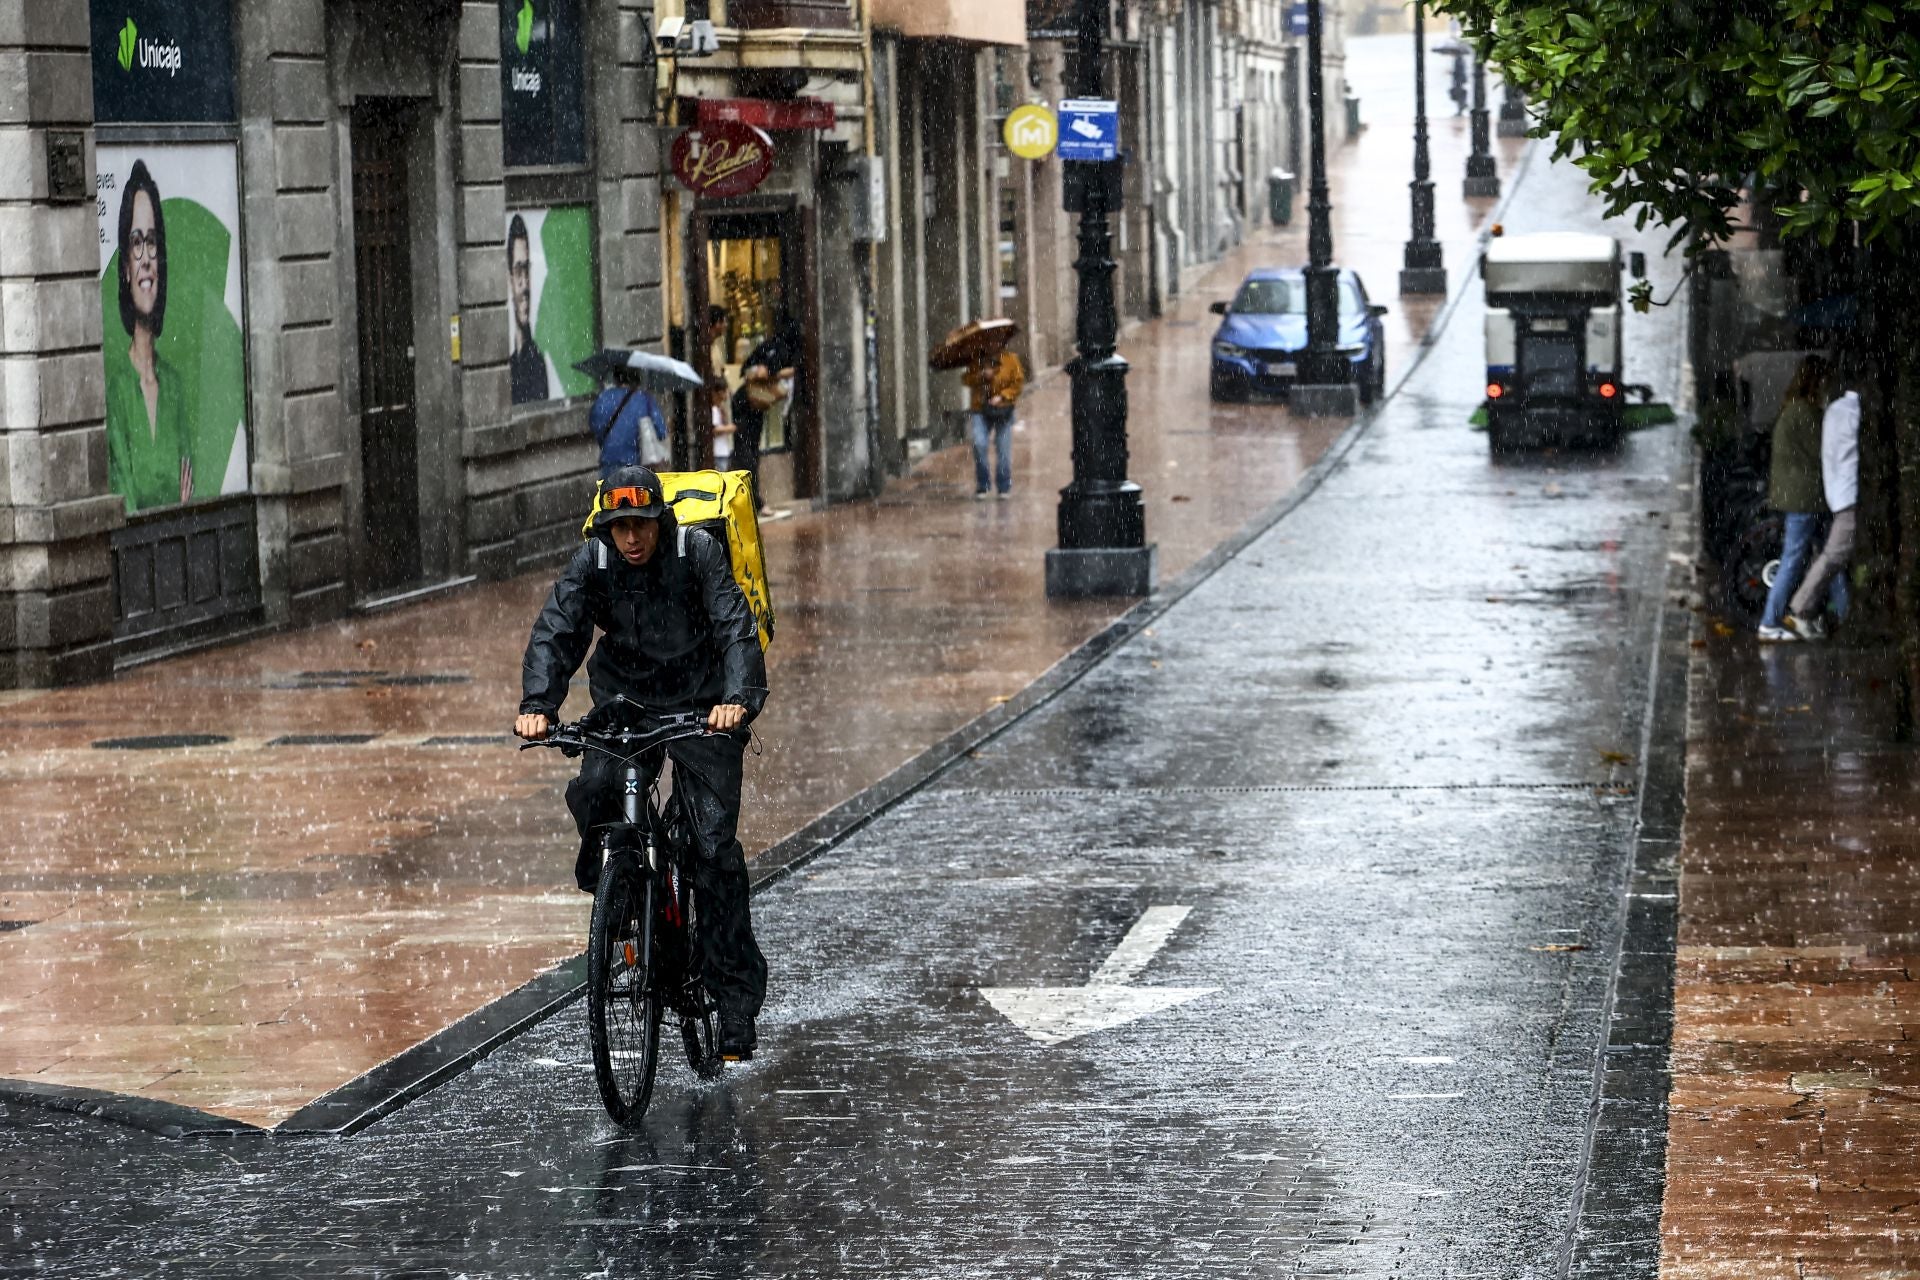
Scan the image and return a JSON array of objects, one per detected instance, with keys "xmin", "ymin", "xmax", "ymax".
[
  {"xmin": 931, "ymin": 318, "xmax": 1025, "ymax": 501},
  {"xmin": 575, "ymin": 349, "xmax": 705, "ymax": 479}
]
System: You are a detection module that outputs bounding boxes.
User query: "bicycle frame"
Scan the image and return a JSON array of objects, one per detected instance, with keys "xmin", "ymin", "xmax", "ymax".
[{"xmin": 522, "ymin": 702, "xmax": 724, "ymax": 1122}]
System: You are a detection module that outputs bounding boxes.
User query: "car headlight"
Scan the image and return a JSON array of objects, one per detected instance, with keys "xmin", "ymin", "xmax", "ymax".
[{"xmin": 1213, "ymin": 341, "xmax": 1250, "ymax": 359}]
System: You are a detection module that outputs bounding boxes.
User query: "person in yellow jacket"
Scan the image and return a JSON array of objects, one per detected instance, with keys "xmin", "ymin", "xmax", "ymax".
[{"xmin": 962, "ymin": 344, "xmax": 1025, "ymax": 500}]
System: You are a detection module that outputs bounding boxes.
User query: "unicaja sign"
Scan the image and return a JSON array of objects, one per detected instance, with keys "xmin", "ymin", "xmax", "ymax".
[{"xmin": 117, "ymin": 15, "xmax": 184, "ymax": 77}]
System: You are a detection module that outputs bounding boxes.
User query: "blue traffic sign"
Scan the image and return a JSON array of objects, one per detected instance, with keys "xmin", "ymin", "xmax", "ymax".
[{"xmin": 1056, "ymin": 98, "xmax": 1119, "ymax": 163}]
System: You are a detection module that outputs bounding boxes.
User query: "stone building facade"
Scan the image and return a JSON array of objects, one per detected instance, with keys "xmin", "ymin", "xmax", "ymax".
[
  {"xmin": 1, "ymin": 0, "xmax": 1352, "ymax": 686},
  {"xmin": 0, "ymin": 0, "xmax": 662, "ymax": 685}
]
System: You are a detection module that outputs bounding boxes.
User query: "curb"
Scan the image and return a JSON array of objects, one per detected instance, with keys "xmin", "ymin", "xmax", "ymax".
[
  {"xmin": 4, "ymin": 139, "xmax": 1541, "ymax": 1144},
  {"xmin": 1560, "ymin": 383, "xmax": 1694, "ymax": 1269},
  {"xmin": 0, "ymin": 1078, "xmax": 260, "ymax": 1140}
]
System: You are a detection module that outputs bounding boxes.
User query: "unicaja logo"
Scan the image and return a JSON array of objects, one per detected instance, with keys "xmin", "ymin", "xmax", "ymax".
[
  {"xmin": 515, "ymin": 0, "xmax": 534, "ymax": 54},
  {"xmin": 115, "ymin": 16, "xmax": 184, "ymax": 78}
]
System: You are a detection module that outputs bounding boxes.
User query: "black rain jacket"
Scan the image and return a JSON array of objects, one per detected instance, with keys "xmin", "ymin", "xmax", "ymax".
[{"xmin": 519, "ymin": 515, "xmax": 768, "ymax": 722}]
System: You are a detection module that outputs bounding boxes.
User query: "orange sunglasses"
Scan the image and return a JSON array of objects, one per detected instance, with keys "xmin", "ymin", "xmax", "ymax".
[{"xmin": 603, "ymin": 485, "xmax": 654, "ymax": 512}]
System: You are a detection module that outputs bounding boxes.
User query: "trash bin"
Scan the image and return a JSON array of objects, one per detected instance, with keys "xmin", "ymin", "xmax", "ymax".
[
  {"xmin": 1345, "ymin": 94, "xmax": 1363, "ymax": 137},
  {"xmin": 1267, "ymin": 168, "xmax": 1295, "ymax": 226}
]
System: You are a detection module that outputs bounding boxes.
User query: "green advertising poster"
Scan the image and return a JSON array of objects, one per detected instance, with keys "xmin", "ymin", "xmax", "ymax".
[
  {"xmin": 505, "ymin": 205, "xmax": 598, "ymax": 405},
  {"xmin": 95, "ymin": 142, "xmax": 249, "ymax": 514}
]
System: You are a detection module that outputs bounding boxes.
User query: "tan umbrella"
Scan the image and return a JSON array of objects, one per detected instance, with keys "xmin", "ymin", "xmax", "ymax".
[{"xmin": 929, "ymin": 318, "xmax": 1018, "ymax": 370}]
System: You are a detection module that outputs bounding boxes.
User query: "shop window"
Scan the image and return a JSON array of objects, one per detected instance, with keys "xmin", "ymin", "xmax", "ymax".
[
  {"xmin": 499, "ymin": 0, "xmax": 588, "ymax": 169},
  {"xmin": 998, "ymin": 182, "xmax": 1020, "ymax": 307},
  {"xmin": 707, "ymin": 234, "xmax": 790, "ymax": 452}
]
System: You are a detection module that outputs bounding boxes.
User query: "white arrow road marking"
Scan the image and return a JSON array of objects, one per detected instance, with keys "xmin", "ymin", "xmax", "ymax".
[{"xmin": 981, "ymin": 905, "xmax": 1218, "ymax": 1047}]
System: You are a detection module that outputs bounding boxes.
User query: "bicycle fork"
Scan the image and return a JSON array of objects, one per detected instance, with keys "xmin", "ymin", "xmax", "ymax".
[{"xmin": 618, "ymin": 762, "xmax": 656, "ymax": 983}]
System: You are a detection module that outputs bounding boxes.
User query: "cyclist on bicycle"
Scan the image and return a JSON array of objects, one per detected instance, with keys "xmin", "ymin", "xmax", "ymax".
[{"xmin": 514, "ymin": 464, "xmax": 769, "ymax": 1058}]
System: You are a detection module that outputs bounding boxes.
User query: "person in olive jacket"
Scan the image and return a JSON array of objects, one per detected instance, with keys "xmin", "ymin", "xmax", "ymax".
[
  {"xmin": 514, "ymin": 464, "xmax": 769, "ymax": 1056},
  {"xmin": 1758, "ymin": 354, "xmax": 1842, "ymax": 641}
]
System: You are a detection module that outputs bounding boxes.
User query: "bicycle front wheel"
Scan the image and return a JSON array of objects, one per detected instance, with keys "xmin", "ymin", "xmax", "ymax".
[{"xmin": 586, "ymin": 855, "xmax": 661, "ymax": 1127}]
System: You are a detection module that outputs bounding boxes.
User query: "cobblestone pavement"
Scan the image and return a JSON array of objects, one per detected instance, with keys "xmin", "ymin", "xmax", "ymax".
[
  {"xmin": 1, "ymin": 120, "xmax": 1696, "ymax": 1275},
  {"xmin": 0, "ymin": 36, "xmax": 1522, "ymax": 1127},
  {"xmin": 1662, "ymin": 636, "xmax": 1920, "ymax": 1279}
]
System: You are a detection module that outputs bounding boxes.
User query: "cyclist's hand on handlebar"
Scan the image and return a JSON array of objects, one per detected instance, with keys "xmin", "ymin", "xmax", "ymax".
[
  {"xmin": 707, "ymin": 703, "xmax": 746, "ymax": 734},
  {"xmin": 515, "ymin": 713, "xmax": 551, "ymax": 741}
]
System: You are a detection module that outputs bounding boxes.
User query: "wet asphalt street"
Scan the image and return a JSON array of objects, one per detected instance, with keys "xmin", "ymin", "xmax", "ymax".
[{"xmin": 2, "ymin": 148, "xmax": 1687, "ymax": 1278}]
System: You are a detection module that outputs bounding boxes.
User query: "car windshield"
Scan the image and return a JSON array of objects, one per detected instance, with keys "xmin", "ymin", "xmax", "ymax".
[
  {"xmin": 1232, "ymin": 279, "xmax": 1304, "ymax": 314},
  {"xmin": 1231, "ymin": 278, "xmax": 1367, "ymax": 317}
]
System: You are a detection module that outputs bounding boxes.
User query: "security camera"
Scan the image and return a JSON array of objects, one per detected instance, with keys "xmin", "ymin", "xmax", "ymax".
[
  {"xmin": 687, "ymin": 19, "xmax": 718, "ymax": 55},
  {"xmin": 654, "ymin": 15, "xmax": 684, "ymax": 53}
]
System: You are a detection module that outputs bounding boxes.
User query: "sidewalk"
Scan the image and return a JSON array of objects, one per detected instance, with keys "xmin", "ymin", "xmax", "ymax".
[
  {"xmin": 1661, "ymin": 635, "xmax": 1920, "ymax": 1276},
  {"xmin": 0, "ymin": 36, "xmax": 1526, "ymax": 1128}
]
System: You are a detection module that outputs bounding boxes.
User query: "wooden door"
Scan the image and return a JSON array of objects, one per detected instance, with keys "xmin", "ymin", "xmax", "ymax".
[{"xmin": 350, "ymin": 100, "xmax": 422, "ymax": 593}]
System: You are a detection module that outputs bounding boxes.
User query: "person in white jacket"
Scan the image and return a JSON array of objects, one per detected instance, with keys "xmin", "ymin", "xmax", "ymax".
[{"xmin": 1783, "ymin": 385, "xmax": 1860, "ymax": 641}]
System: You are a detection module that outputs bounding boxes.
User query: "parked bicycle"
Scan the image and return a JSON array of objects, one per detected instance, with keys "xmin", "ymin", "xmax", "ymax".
[
  {"xmin": 521, "ymin": 696, "xmax": 730, "ymax": 1126},
  {"xmin": 1699, "ymin": 407, "xmax": 1780, "ymax": 631}
]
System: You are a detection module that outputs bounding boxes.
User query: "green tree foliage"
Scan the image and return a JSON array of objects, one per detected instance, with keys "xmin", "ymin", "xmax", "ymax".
[{"xmin": 1434, "ymin": 0, "xmax": 1920, "ymax": 249}]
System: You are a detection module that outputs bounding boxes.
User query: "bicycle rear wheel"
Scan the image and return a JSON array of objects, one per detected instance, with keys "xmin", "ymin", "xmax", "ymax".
[
  {"xmin": 674, "ymin": 878, "xmax": 725, "ymax": 1080},
  {"xmin": 587, "ymin": 855, "xmax": 661, "ymax": 1126}
]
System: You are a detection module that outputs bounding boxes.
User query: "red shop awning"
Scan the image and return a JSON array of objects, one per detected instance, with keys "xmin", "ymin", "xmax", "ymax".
[{"xmin": 692, "ymin": 97, "xmax": 837, "ymax": 131}]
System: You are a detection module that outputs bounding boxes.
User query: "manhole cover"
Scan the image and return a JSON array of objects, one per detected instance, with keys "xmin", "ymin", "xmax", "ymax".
[{"xmin": 92, "ymin": 734, "xmax": 231, "ymax": 750}]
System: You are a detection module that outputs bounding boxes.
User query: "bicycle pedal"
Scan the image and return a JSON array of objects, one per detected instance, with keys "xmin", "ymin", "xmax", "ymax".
[{"xmin": 721, "ymin": 1051, "xmax": 752, "ymax": 1063}]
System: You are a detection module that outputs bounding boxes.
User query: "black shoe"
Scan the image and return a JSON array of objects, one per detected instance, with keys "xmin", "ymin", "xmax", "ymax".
[{"xmin": 719, "ymin": 1013, "xmax": 757, "ymax": 1061}]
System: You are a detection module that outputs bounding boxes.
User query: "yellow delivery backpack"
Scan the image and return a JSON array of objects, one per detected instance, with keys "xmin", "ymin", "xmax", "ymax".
[{"xmin": 581, "ymin": 469, "xmax": 775, "ymax": 649}]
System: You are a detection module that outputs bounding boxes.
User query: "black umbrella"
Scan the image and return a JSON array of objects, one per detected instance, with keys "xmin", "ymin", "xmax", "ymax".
[{"xmin": 572, "ymin": 348, "xmax": 705, "ymax": 393}]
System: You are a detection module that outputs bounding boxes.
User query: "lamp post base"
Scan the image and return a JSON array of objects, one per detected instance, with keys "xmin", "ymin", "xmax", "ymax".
[
  {"xmin": 1497, "ymin": 116, "xmax": 1527, "ymax": 138},
  {"xmin": 1290, "ymin": 382, "xmax": 1361, "ymax": 417},
  {"xmin": 1399, "ymin": 265, "xmax": 1447, "ymax": 295},
  {"xmin": 1045, "ymin": 544, "xmax": 1158, "ymax": 599},
  {"xmin": 1463, "ymin": 174, "xmax": 1501, "ymax": 198}
]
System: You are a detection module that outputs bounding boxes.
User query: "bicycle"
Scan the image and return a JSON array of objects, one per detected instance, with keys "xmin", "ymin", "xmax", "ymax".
[{"xmin": 520, "ymin": 696, "xmax": 731, "ymax": 1127}]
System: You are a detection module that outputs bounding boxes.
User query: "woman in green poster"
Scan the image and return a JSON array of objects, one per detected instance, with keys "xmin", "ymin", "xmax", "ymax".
[{"xmin": 105, "ymin": 160, "xmax": 192, "ymax": 512}]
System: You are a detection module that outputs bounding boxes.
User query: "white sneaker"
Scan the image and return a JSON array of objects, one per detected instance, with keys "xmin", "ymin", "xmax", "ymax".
[
  {"xmin": 996, "ymin": 491, "xmax": 1012, "ymax": 501},
  {"xmin": 1757, "ymin": 624, "xmax": 1799, "ymax": 643},
  {"xmin": 973, "ymin": 490, "xmax": 989, "ymax": 501},
  {"xmin": 1784, "ymin": 614, "xmax": 1827, "ymax": 642}
]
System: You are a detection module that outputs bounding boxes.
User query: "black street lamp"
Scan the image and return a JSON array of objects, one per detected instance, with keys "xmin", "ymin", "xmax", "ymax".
[
  {"xmin": 1399, "ymin": 0, "xmax": 1445, "ymax": 296},
  {"xmin": 1464, "ymin": 57, "xmax": 1500, "ymax": 197},
  {"xmin": 1497, "ymin": 74, "xmax": 1527, "ymax": 137},
  {"xmin": 1291, "ymin": 0, "xmax": 1358, "ymax": 416},
  {"xmin": 1044, "ymin": 0, "xmax": 1155, "ymax": 599}
]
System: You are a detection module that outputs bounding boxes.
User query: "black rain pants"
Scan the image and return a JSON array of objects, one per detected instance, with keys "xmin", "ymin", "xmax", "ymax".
[{"xmin": 566, "ymin": 729, "xmax": 767, "ymax": 1020}]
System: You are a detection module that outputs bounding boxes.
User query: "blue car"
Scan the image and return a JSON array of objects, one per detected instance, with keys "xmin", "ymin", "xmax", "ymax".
[{"xmin": 1208, "ymin": 267, "xmax": 1388, "ymax": 403}]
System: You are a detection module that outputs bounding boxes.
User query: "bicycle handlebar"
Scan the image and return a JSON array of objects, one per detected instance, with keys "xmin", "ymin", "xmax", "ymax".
[{"xmin": 517, "ymin": 706, "xmax": 712, "ymax": 761}]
